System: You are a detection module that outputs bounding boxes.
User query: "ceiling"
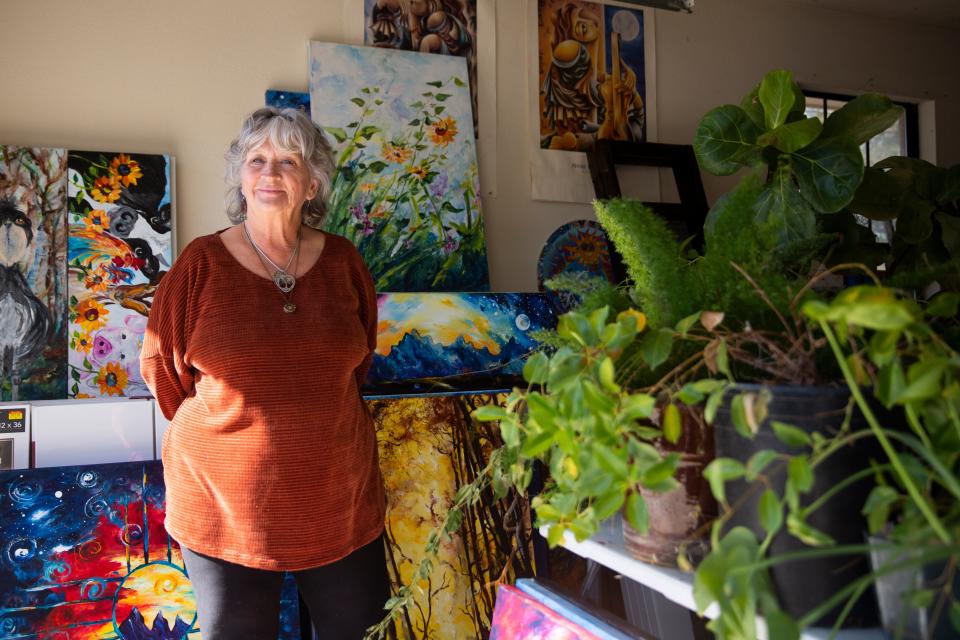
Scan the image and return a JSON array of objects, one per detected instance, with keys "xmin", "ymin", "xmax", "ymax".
[{"xmin": 777, "ymin": 0, "xmax": 960, "ymax": 29}]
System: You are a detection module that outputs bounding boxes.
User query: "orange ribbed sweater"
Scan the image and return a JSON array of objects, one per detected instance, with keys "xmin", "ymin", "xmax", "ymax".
[{"xmin": 141, "ymin": 231, "xmax": 385, "ymax": 571}]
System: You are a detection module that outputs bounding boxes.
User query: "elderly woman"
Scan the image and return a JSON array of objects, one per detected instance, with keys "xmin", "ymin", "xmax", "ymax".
[{"xmin": 141, "ymin": 107, "xmax": 388, "ymax": 638}]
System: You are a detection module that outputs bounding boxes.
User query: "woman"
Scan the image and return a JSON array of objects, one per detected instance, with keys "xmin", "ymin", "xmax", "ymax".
[{"xmin": 141, "ymin": 107, "xmax": 389, "ymax": 639}]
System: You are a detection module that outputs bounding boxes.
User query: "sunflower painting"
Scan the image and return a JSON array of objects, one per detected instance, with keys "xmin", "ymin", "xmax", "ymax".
[
  {"xmin": 371, "ymin": 392, "xmax": 535, "ymax": 639},
  {"xmin": 66, "ymin": 151, "xmax": 174, "ymax": 398},
  {"xmin": 0, "ymin": 145, "xmax": 68, "ymax": 401},
  {"xmin": 309, "ymin": 42, "xmax": 489, "ymax": 292}
]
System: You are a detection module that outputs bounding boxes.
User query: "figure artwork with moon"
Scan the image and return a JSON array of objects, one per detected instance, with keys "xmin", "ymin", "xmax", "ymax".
[
  {"xmin": 66, "ymin": 151, "xmax": 174, "ymax": 398},
  {"xmin": 0, "ymin": 145, "xmax": 68, "ymax": 402},
  {"xmin": 538, "ymin": 0, "xmax": 647, "ymax": 151}
]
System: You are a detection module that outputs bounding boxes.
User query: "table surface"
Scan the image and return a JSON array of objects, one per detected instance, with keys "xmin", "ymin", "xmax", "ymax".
[{"xmin": 543, "ymin": 515, "xmax": 887, "ymax": 640}]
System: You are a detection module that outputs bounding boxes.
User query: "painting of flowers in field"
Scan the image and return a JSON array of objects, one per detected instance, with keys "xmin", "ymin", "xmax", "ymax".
[
  {"xmin": 0, "ymin": 145, "xmax": 68, "ymax": 401},
  {"xmin": 66, "ymin": 151, "xmax": 174, "ymax": 398},
  {"xmin": 309, "ymin": 42, "xmax": 489, "ymax": 292}
]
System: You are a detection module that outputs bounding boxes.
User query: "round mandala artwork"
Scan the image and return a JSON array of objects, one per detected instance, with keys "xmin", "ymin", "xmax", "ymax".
[{"xmin": 537, "ymin": 220, "xmax": 616, "ymax": 313}]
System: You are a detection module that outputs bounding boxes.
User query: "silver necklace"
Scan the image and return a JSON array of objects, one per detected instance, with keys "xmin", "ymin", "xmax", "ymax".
[{"xmin": 242, "ymin": 223, "xmax": 301, "ymax": 313}]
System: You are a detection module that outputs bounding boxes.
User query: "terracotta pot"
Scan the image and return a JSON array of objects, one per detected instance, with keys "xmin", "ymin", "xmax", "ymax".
[{"xmin": 622, "ymin": 405, "xmax": 716, "ymax": 567}]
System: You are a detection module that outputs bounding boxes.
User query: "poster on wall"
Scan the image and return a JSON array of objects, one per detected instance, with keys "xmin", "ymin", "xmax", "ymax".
[
  {"xmin": 0, "ymin": 145, "xmax": 68, "ymax": 401},
  {"xmin": 0, "ymin": 461, "xmax": 300, "ymax": 639},
  {"xmin": 66, "ymin": 151, "xmax": 174, "ymax": 399},
  {"xmin": 309, "ymin": 41, "xmax": 489, "ymax": 292},
  {"xmin": 371, "ymin": 392, "xmax": 535, "ymax": 638},
  {"xmin": 529, "ymin": 0, "xmax": 660, "ymax": 203}
]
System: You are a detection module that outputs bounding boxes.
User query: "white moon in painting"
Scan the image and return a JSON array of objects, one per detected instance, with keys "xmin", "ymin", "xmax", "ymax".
[
  {"xmin": 611, "ymin": 10, "xmax": 641, "ymax": 41},
  {"xmin": 515, "ymin": 314, "xmax": 531, "ymax": 331}
]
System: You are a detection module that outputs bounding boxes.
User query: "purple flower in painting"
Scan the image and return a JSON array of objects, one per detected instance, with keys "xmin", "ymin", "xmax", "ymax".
[
  {"xmin": 350, "ymin": 203, "xmax": 365, "ymax": 220},
  {"xmin": 443, "ymin": 233, "xmax": 460, "ymax": 255},
  {"xmin": 361, "ymin": 219, "xmax": 376, "ymax": 236},
  {"xmin": 429, "ymin": 172, "xmax": 449, "ymax": 199},
  {"xmin": 93, "ymin": 334, "xmax": 113, "ymax": 360}
]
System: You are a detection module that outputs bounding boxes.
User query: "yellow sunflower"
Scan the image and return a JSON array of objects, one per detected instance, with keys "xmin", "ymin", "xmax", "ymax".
[
  {"xmin": 83, "ymin": 265, "xmax": 110, "ymax": 292},
  {"xmin": 83, "ymin": 210, "xmax": 111, "ymax": 233},
  {"xmin": 429, "ymin": 117, "xmax": 458, "ymax": 146},
  {"xmin": 75, "ymin": 298, "xmax": 109, "ymax": 333},
  {"xmin": 75, "ymin": 393, "xmax": 94, "ymax": 399},
  {"xmin": 109, "ymin": 153, "xmax": 143, "ymax": 187},
  {"xmin": 90, "ymin": 176, "xmax": 121, "ymax": 204},
  {"xmin": 407, "ymin": 165, "xmax": 427, "ymax": 180},
  {"xmin": 97, "ymin": 362, "xmax": 128, "ymax": 396},
  {"xmin": 382, "ymin": 143, "xmax": 412, "ymax": 164},
  {"xmin": 72, "ymin": 332, "xmax": 93, "ymax": 354}
]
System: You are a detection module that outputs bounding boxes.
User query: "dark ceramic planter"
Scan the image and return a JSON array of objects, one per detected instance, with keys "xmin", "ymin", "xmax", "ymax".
[
  {"xmin": 623, "ymin": 405, "xmax": 717, "ymax": 568},
  {"xmin": 714, "ymin": 384, "xmax": 880, "ymax": 628}
]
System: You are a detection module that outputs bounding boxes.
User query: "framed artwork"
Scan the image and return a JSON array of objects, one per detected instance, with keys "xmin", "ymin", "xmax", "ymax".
[
  {"xmin": 308, "ymin": 42, "xmax": 489, "ymax": 292},
  {"xmin": 371, "ymin": 392, "xmax": 535, "ymax": 638},
  {"xmin": 265, "ymin": 89, "xmax": 311, "ymax": 113},
  {"xmin": 0, "ymin": 145, "xmax": 68, "ymax": 401},
  {"xmin": 367, "ymin": 292, "xmax": 554, "ymax": 392},
  {"xmin": 490, "ymin": 584, "xmax": 601, "ymax": 640},
  {"xmin": 0, "ymin": 460, "xmax": 300, "ymax": 639},
  {"xmin": 537, "ymin": 220, "xmax": 616, "ymax": 313},
  {"xmin": 66, "ymin": 151, "xmax": 174, "ymax": 398}
]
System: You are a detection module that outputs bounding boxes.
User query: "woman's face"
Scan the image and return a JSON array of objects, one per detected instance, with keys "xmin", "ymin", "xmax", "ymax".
[{"xmin": 240, "ymin": 141, "xmax": 318, "ymax": 217}]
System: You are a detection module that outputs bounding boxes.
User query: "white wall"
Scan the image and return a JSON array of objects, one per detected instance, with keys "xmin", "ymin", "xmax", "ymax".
[{"xmin": 1, "ymin": 0, "xmax": 956, "ymax": 291}]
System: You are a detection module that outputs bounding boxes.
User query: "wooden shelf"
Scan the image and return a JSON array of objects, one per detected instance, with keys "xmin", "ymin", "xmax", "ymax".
[{"xmin": 542, "ymin": 515, "xmax": 886, "ymax": 640}]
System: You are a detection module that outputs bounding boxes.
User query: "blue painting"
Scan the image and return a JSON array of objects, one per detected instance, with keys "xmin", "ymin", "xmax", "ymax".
[
  {"xmin": 265, "ymin": 90, "xmax": 311, "ymax": 113},
  {"xmin": 0, "ymin": 461, "xmax": 299, "ymax": 639},
  {"xmin": 366, "ymin": 293, "xmax": 554, "ymax": 392}
]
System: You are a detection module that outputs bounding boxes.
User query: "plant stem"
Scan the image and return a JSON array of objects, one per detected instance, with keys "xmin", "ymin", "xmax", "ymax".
[{"xmin": 818, "ymin": 319, "xmax": 952, "ymax": 544}]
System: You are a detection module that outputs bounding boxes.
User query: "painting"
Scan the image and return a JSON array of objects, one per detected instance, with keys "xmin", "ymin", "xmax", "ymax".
[
  {"xmin": 66, "ymin": 151, "xmax": 174, "ymax": 398},
  {"xmin": 0, "ymin": 460, "xmax": 300, "ymax": 639},
  {"xmin": 537, "ymin": 220, "xmax": 616, "ymax": 313},
  {"xmin": 366, "ymin": 293, "xmax": 554, "ymax": 392},
  {"xmin": 364, "ymin": 0, "xmax": 479, "ymax": 138},
  {"xmin": 371, "ymin": 392, "xmax": 535, "ymax": 638},
  {"xmin": 514, "ymin": 579, "xmax": 640, "ymax": 639},
  {"xmin": 0, "ymin": 145, "xmax": 68, "ymax": 402},
  {"xmin": 538, "ymin": 0, "xmax": 647, "ymax": 152},
  {"xmin": 265, "ymin": 90, "xmax": 311, "ymax": 114},
  {"xmin": 309, "ymin": 41, "xmax": 489, "ymax": 292},
  {"xmin": 490, "ymin": 584, "xmax": 602, "ymax": 640}
]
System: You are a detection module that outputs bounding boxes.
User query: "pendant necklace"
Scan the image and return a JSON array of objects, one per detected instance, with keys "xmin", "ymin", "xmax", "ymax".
[{"xmin": 243, "ymin": 222, "xmax": 302, "ymax": 313}]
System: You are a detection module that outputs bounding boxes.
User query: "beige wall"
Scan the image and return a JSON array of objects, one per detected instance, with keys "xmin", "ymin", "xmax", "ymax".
[{"xmin": 1, "ymin": 0, "xmax": 956, "ymax": 291}]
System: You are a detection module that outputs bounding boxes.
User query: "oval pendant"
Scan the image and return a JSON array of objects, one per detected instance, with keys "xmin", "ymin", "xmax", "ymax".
[
  {"xmin": 274, "ymin": 271, "xmax": 296, "ymax": 293},
  {"xmin": 283, "ymin": 303, "xmax": 297, "ymax": 313}
]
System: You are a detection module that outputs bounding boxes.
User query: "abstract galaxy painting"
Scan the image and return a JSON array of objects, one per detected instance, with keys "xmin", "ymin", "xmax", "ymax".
[
  {"xmin": 0, "ymin": 461, "xmax": 300, "ymax": 639},
  {"xmin": 0, "ymin": 145, "xmax": 68, "ymax": 402},
  {"xmin": 371, "ymin": 393, "xmax": 534, "ymax": 639},
  {"xmin": 66, "ymin": 151, "xmax": 174, "ymax": 398},
  {"xmin": 367, "ymin": 293, "xmax": 554, "ymax": 392},
  {"xmin": 309, "ymin": 42, "xmax": 489, "ymax": 292},
  {"xmin": 265, "ymin": 90, "xmax": 311, "ymax": 114},
  {"xmin": 364, "ymin": 0, "xmax": 479, "ymax": 137},
  {"xmin": 538, "ymin": 0, "xmax": 647, "ymax": 151}
]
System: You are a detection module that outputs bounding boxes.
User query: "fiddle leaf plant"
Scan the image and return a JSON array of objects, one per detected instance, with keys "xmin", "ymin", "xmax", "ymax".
[{"xmin": 694, "ymin": 69, "xmax": 903, "ymax": 246}]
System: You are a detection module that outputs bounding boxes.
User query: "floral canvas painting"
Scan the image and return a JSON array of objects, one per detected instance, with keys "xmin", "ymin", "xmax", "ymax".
[
  {"xmin": 309, "ymin": 41, "xmax": 489, "ymax": 292},
  {"xmin": 371, "ymin": 393, "xmax": 534, "ymax": 638},
  {"xmin": 0, "ymin": 145, "xmax": 68, "ymax": 401},
  {"xmin": 66, "ymin": 151, "xmax": 174, "ymax": 398},
  {"xmin": 0, "ymin": 461, "xmax": 300, "ymax": 639},
  {"xmin": 364, "ymin": 0, "xmax": 479, "ymax": 138},
  {"xmin": 367, "ymin": 293, "xmax": 554, "ymax": 392}
]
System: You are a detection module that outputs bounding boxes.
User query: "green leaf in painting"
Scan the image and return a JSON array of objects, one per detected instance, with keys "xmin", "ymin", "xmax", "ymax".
[
  {"xmin": 792, "ymin": 137, "xmax": 865, "ymax": 213},
  {"xmin": 426, "ymin": 80, "xmax": 443, "ymax": 87},
  {"xmin": 758, "ymin": 70, "xmax": 796, "ymax": 130},
  {"xmin": 693, "ymin": 105, "xmax": 762, "ymax": 176},
  {"xmin": 349, "ymin": 97, "xmax": 365, "ymax": 108},
  {"xmin": 325, "ymin": 127, "xmax": 348, "ymax": 143},
  {"xmin": 756, "ymin": 117, "xmax": 822, "ymax": 154},
  {"xmin": 434, "ymin": 93, "xmax": 451, "ymax": 101},
  {"xmin": 821, "ymin": 93, "xmax": 904, "ymax": 145}
]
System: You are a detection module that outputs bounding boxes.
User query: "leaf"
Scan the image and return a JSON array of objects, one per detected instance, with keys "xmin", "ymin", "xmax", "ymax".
[
  {"xmin": 739, "ymin": 86, "xmax": 765, "ymax": 129},
  {"xmin": 642, "ymin": 455, "xmax": 678, "ymax": 489},
  {"xmin": 900, "ymin": 358, "xmax": 946, "ymax": 402},
  {"xmin": 434, "ymin": 93, "xmax": 451, "ymax": 101},
  {"xmin": 624, "ymin": 492, "xmax": 649, "ymax": 534},
  {"xmin": 758, "ymin": 70, "xmax": 796, "ymax": 130},
  {"xmin": 949, "ymin": 601, "xmax": 960, "ymax": 632},
  {"xmin": 350, "ymin": 97, "xmax": 366, "ymax": 108},
  {"xmin": 758, "ymin": 489, "xmax": 783, "ymax": 534},
  {"xmin": 862, "ymin": 485, "xmax": 898, "ymax": 534},
  {"xmin": 546, "ymin": 524, "xmax": 566, "ymax": 547},
  {"xmin": 593, "ymin": 490, "xmax": 626, "ymax": 520},
  {"xmin": 787, "ymin": 455, "xmax": 814, "ymax": 494},
  {"xmin": 754, "ymin": 164, "xmax": 817, "ymax": 244},
  {"xmin": 520, "ymin": 430, "xmax": 555, "ymax": 458},
  {"xmin": 821, "ymin": 93, "xmax": 904, "ymax": 144},
  {"xmin": 787, "ymin": 513, "xmax": 836, "ymax": 546},
  {"xmin": 699, "ymin": 310, "xmax": 724, "ymax": 331},
  {"xmin": 639, "ymin": 328, "xmax": 673, "ymax": 370},
  {"xmin": 937, "ymin": 211, "xmax": 960, "ymax": 253},
  {"xmin": 523, "ymin": 351, "xmax": 549, "ymax": 384},
  {"xmin": 770, "ymin": 421, "xmax": 811, "ymax": 448},
  {"xmin": 765, "ymin": 608, "xmax": 800, "ymax": 640},
  {"xmin": 746, "ymin": 449, "xmax": 779, "ymax": 480},
  {"xmin": 876, "ymin": 361, "xmax": 907, "ymax": 408},
  {"xmin": 848, "ymin": 166, "xmax": 905, "ymax": 220},
  {"xmin": 663, "ymin": 403, "xmax": 682, "ymax": 444},
  {"xmin": 730, "ymin": 393, "xmax": 753, "ymax": 438},
  {"xmin": 594, "ymin": 443, "xmax": 629, "ymax": 479},
  {"xmin": 675, "ymin": 311, "xmax": 701, "ymax": 336},
  {"xmin": 902, "ymin": 589, "xmax": 936, "ymax": 609},
  {"xmin": 927, "ymin": 292, "xmax": 959, "ymax": 319},
  {"xmin": 704, "ymin": 387, "xmax": 725, "ymax": 424},
  {"xmin": 620, "ymin": 393, "xmax": 656, "ymax": 420},
  {"xmin": 693, "ymin": 105, "xmax": 762, "ymax": 176},
  {"xmin": 598, "ymin": 357, "xmax": 620, "ymax": 393},
  {"xmin": 473, "ymin": 405, "xmax": 508, "ymax": 422},
  {"xmin": 325, "ymin": 126, "xmax": 348, "ymax": 143},
  {"xmin": 757, "ymin": 117, "xmax": 822, "ymax": 153},
  {"xmin": 703, "ymin": 458, "xmax": 745, "ymax": 503},
  {"xmin": 792, "ymin": 137, "xmax": 865, "ymax": 213},
  {"xmin": 426, "ymin": 80, "xmax": 443, "ymax": 87}
]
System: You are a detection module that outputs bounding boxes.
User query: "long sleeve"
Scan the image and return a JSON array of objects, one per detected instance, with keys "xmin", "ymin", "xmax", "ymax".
[
  {"xmin": 352, "ymin": 248, "xmax": 379, "ymax": 387},
  {"xmin": 140, "ymin": 242, "xmax": 197, "ymax": 421}
]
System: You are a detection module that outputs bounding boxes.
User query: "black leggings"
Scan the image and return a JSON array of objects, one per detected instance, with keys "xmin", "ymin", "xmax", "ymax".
[{"xmin": 180, "ymin": 534, "xmax": 390, "ymax": 640}]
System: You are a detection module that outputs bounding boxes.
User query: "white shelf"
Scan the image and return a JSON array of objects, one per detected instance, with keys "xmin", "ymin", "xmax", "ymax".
[{"xmin": 542, "ymin": 515, "xmax": 887, "ymax": 640}]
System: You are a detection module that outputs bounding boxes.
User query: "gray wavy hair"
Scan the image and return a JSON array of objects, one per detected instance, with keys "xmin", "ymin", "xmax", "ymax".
[{"xmin": 225, "ymin": 107, "xmax": 336, "ymax": 228}]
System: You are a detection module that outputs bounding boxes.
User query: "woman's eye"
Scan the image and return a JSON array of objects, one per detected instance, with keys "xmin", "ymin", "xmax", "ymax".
[{"xmin": 249, "ymin": 158, "xmax": 264, "ymax": 165}]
